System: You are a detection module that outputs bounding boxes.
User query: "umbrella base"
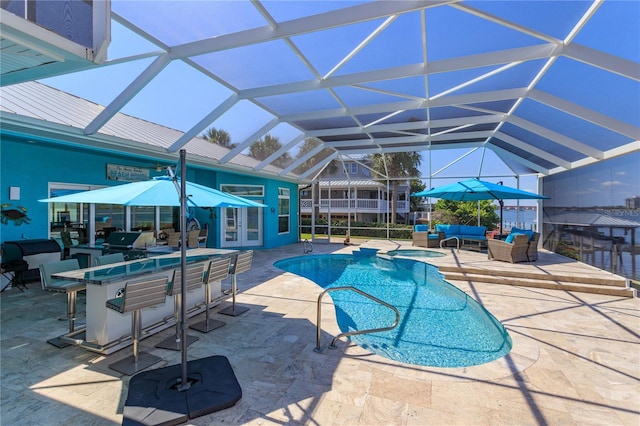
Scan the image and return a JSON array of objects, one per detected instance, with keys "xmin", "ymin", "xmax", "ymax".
[{"xmin": 123, "ymin": 355, "xmax": 242, "ymax": 425}]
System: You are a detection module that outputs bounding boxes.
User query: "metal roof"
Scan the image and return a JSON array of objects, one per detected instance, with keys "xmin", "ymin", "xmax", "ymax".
[
  {"xmin": 1, "ymin": 1, "xmax": 639, "ymax": 183},
  {"xmin": 546, "ymin": 212, "xmax": 640, "ymax": 228},
  {"xmin": 318, "ymin": 179, "xmax": 387, "ymax": 188}
]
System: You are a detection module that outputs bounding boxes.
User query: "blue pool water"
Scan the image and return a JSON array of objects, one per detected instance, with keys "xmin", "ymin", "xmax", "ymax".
[{"xmin": 274, "ymin": 254, "xmax": 512, "ymax": 368}]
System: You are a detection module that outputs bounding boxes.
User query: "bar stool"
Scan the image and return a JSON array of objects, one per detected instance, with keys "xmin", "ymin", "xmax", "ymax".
[
  {"xmin": 95, "ymin": 252, "xmax": 125, "ymax": 266},
  {"xmin": 220, "ymin": 250, "xmax": 253, "ymax": 316},
  {"xmin": 39, "ymin": 259, "xmax": 85, "ymax": 348},
  {"xmin": 190, "ymin": 256, "xmax": 230, "ymax": 333},
  {"xmin": 155, "ymin": 263, "xmax": 204, "ymax": 350},
  {"xmin": 106, "ymin": 276, "xmax": 168, "ymax": 376}
]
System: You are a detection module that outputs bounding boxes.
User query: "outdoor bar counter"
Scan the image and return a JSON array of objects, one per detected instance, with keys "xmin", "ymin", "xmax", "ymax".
[{"xmin": 52, "ymin": 248, "xmax": 237, "ymax": 354}]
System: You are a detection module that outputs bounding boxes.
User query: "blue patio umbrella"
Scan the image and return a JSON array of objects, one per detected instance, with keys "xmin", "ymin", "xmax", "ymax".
[
  {"xmin": 412, "ymin": 178, "xmax": 548, "ymax": 232},
  {"xmin": 39, "ymin": 176, "xmax": 266, "ymax": 208}
]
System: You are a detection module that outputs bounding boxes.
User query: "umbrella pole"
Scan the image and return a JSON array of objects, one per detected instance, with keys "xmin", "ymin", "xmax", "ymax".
[
  {"xmin": 178, "ymin": 149, "xmax": 190, "ymax": 391},
  {"xmin": 499, "ymin": 199, "xmax": 504, "ymax": 237}
]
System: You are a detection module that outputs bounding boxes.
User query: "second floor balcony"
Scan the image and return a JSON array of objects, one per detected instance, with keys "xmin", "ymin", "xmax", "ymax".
[{"xmin": 300, "ymin": 198, "xmax": 409, "ymax": 214}]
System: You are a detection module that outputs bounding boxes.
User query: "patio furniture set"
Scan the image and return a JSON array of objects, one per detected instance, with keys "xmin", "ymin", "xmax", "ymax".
[{"xmin": 413, "ymin": 224, "xmax": 540, "ymax": 263}]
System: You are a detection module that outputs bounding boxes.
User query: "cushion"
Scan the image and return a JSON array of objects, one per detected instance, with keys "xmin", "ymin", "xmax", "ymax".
[
  {"xmin": 505, "ymin": 233, "xmax": 524, "ymax": 244},
  {"xmin": 459, "ymin": 225, "xmax": 486, "ymax": 236},
  {"xmin": 414, "ymin": 224, "xmax": 428, "ymax": 232},
  {"xmin": 511, "ymin": 228, "xmax": 534, "ymax": 241},
  {"xmin": 436, "ymin": 224, "xmax": 459, "ymax": 235}
]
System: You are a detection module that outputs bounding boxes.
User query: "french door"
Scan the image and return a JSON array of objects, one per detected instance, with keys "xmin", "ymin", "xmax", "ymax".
[{"xmin": 221, "ymin": 205, "xmax": 263, "ymax": 247}]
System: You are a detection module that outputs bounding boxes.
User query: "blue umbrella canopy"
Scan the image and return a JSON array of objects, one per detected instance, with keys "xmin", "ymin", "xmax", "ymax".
[
  {"xmin": 412, "ymin": 179, "xmax": 548, "ymax": 202},
  {"xmin": 39, "ymin": 176, "xmax": 266, "ymax": 208},
  {"xmin": 412, "ymin": 179, "xmax": 548, "ymax": 232}
]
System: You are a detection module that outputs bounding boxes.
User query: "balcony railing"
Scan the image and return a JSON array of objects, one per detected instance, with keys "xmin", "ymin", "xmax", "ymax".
[{"xmin": 300, "ymin": 199, "xmax": 409, "ymax": 213}]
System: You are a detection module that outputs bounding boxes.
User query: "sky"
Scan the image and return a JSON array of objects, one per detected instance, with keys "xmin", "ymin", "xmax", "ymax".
[{"xmin": 38, "ymin": 1, "xmax": 636, "ymax": 205}]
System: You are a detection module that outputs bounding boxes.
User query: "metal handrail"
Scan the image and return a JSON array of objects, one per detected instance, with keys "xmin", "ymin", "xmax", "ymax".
[
  {"xmin": 440, "ymin": 236, "xmax": 460, "ymax": 252},
  {"xmin": 314, "ymin": 286, "xmax": 400, "ymax": 352}
]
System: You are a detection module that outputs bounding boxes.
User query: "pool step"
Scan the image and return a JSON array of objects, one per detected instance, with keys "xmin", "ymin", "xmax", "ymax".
[{"xmin": 441, "ymin": 268, "xmax": 635, "ymax": 298}]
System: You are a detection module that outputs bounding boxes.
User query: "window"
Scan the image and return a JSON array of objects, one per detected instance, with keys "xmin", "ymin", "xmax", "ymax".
[
  {"xmin": 351, "ymin": 163, "xmax": 358, "ymax": 174},
  {"xmin": 220, "ymin": 185, "xmax": 264, "ymax": 196},
  {"xmin": 278, "ymin": 188, "xmax": 290, "ymax": 234}
]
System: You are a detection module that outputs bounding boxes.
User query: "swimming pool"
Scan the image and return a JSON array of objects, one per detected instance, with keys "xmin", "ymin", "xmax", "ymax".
[
  {"xmin": 386, "ymin": 249, "xmax": 446, "ymax": 258},
  {"xmin": 274, "ymin": 254, "xmax": 512, "ymax": 368}
]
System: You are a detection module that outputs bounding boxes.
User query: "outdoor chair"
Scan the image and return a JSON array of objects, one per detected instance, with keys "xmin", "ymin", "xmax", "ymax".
[
  {"xmin": 220, "ymin": 250, "xmax": 253, "ymax": 316},
  {"xmin": 39, "ymin": 259, "xmax": 85, "ymax": 348},
  {"xmin": 527, "ymin": 232, "xmax": 540, "ymax": 262},
  {"xmin": 197, "ymin": 227, "xmax": 209, "ymax": 247},
  {"xmin": 487, "ymin": 234, "xmax": 529, "ymax": 263},
  {"xmin": 106, "ymin": 276, "xmax": 168, "ymax": 375},
  {"xmin": 190, "ymin": 256, "xmax": 231, "ymax": 333},
  {"xmin": 95, "ymin": 252, "xmax": 125, "ymax": 266},
  {"xmin": 412, "ymin": 225, "xmax": 444, "ymax": 248},
  {"xmin": 166, "ymin": 232, "xmax": 181, "ymax": 247},
  {"xmin": 155, "ymin": 263, "xmax": 205, "ymax": 350},
  {"xmin": 186, "ymin": 229, "xmax": 200, "ymax": 248}
]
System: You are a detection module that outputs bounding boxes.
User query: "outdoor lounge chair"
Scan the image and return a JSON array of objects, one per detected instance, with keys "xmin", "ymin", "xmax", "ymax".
[
  {"xmin": 508, "ymin": 227, "xmax": 541, "ymax": 262},
  {"xmin": 412, "ymin": 225, "xmax": 443, "ymax": 248},
  {"xmin": 487, "ymin": 233, "xmax": 529, "ymax": 263},
  {"xmin": 527, "ymin": 232, "xmax": 540, "ymax": 262}
]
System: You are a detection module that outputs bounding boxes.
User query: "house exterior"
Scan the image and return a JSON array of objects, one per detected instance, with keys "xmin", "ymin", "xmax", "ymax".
[
  {"xmin": 0, "ymin": 83, "xmax": 299, "ymax": 251},
  {"xmin": 300, "ymin": 157, "xmax": 410, "ymax": 223}
]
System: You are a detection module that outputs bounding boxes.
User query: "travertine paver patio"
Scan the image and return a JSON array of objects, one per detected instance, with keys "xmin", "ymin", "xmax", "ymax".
[{"xmin": 1, "ymin": 240, "xmax": 638, "ymax": 425}]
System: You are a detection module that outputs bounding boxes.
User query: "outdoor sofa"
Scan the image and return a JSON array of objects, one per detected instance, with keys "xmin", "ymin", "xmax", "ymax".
[
  {"xmin": 435, "ymin": 224, "xmax": 487, "ymax": 248},
  {"xmin": 412, "ymin": 225, "xmax": 444, "ymax": 248}
]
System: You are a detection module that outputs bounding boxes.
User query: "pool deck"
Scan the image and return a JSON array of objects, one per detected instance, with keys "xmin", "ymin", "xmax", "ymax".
[{"xmin": 1, "ymin": 240, "xmax": 639, "ymax": 425}]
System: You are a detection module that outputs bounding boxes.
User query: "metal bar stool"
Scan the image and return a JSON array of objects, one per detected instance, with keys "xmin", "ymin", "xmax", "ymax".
[
  {"xmin": 219, "ymin": 250, "xmax": 253, "ymax": 317},
  {"xmin": 155, "ymin": 263, "xmax": 204, "ymax": 350},
  {"xmin": 190, "ymin": 256, "xmax": 230, "ymax": 333},
  {"xmin": 39, "ymin": 259, "xmax": 85, "ymax": 348},
  {"xmin": 106, "ymin": 276, "xmax": 169, "ymax": 376}
]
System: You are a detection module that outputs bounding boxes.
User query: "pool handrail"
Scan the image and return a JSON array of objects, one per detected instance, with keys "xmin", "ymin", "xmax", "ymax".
[
  {"xmin": 314, "ymin": 286, "xmax": 400, "ymax": 352},
  {"xmin": 440, "ymin": 236, "xmax": 460, "ymax": 252}
]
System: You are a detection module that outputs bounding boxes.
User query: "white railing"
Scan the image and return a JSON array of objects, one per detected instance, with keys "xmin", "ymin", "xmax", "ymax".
[{"xmin": 300, "ymin": 199, "xmax": 409, "ymax": 213}]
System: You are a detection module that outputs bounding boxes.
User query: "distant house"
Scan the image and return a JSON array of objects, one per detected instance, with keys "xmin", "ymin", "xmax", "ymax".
[{"xmin": 300, "ymin": 156, "xmax": 410, "ymax": 223}]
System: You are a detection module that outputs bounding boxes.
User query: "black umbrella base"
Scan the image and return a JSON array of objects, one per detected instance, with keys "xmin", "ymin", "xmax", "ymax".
[{"xmin": 123, "ymin": 355, "xmax": 242, "ymax": 426}]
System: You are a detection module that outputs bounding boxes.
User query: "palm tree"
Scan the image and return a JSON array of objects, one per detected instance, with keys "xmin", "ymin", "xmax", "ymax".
[
  {"xmin": 370, "ymin": 152, "xmax": 422, "ymax": 223},
  {"xmin": 293, "ymin": 137, "xmax": 338, "ymax": 176},
  {"xmin": 248, "ymin": 134, "xmax": 292, "ymax": 168},
  {"xmin": 202, "ymin": 127, "xmax": 236, "ymax": 149}
]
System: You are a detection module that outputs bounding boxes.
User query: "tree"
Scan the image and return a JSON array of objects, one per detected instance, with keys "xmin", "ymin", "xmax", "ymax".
[
  {"xmin": 409, "ymin": 179, "xmax": 426, "ymax": 211},
  {"xmin": 293, "ymin": 137, "xmax": 338, "ymax": 176},
  {"xmin": 370, "ymin": 152, "xmax": 422, "ymax": 223},
  {"xmin": 202, "ymin": 127, "xmax": 235, "ymax": 149},
  {"xmin": 248, "ymin": 134, "xmax": 292, "ymax": 168},
  {"xmin": 433, "ymin": 199, "xmax": 500, "ymax": 229}
]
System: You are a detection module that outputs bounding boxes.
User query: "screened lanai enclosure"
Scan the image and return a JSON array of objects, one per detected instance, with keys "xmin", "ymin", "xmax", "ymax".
[{"xmin": 1, "ymin": 0, "xmax": 639, "ymax": 279}]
